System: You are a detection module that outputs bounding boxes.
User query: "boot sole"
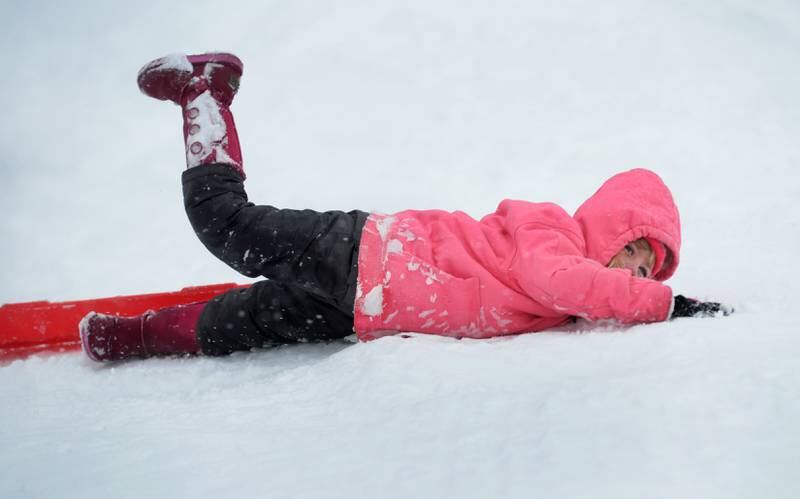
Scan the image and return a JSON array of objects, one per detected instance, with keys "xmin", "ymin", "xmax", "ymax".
[
  {"xmin": 137, "ymin": 52, "xmax": 243, "ymax": 103},
  {"xmin": 187, "ymin": 53, "xmax": 243, "ymax": 73},
  {"xmin": 79, "ymin": 312, "xmax": 104, "ymax": 362}
]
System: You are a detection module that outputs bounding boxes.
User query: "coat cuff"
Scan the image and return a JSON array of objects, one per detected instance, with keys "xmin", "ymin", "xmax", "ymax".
[{"xmin": 663, "ymin": 288, "xmax": 675, "ymax": 321}]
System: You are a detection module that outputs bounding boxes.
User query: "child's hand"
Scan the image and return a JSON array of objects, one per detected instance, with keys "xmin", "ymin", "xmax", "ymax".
[{"xmin": 671, "ymin": 295, "xmax": 734, "ymax": 318}]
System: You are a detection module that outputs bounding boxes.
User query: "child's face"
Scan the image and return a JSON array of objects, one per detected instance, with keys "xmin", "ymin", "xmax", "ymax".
[{"xmin": 608, "ymin": 238, "xmax": 656, "ymax": 279}]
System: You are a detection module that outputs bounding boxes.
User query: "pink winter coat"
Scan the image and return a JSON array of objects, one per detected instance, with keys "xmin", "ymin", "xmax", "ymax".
[{"xmin": 353, "ymin": 168, "xmax": 681, "ymax": 341}]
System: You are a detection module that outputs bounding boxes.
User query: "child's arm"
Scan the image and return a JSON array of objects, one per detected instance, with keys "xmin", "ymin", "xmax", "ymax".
[{"xmin": 509, "ymin": 225, "xmax": 673, "ymax": 324}]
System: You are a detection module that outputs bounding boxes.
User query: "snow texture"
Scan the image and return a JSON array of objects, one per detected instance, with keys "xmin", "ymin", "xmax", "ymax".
[
  {"xmin": 1, "ymin": 0, "xmax": 800, "ymax": 498},
  {"xmin": 153, "ymin": 53, "xmax": 192, "ymax": 73},
  {"xmin": 360, "ymin": 285, "xmax": 384, "ymax": 317},
  {"xmin": 185, "ymin": 90, "xmax": 234, "ymax": 167}
]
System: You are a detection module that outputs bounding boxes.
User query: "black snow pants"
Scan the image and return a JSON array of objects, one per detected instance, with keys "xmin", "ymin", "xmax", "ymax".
[{"xmin": 182, "ymin": 164, "xmax": 369, "ymax": 356}]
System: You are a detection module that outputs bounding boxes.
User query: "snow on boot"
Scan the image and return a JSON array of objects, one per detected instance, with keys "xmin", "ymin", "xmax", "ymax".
[
  {"xmin": 137, "ymin": 52, "xmax": 246, "ymax": 178},
  {"xmin": 137, "ymin": 53, "xmax": 243, "ymax": 105},
  {"xmin": 80, "ymin": 302, "xmax": 206, "ymax": 362},
  {"xmin": 181, "ymin": 76, "xmax": 245, "ymax": 177}
]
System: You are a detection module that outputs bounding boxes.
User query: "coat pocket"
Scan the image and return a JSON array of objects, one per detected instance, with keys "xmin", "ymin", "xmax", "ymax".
[{"xmin": 381, "ymin": 252, "xmax": 482, "ymax": 337}]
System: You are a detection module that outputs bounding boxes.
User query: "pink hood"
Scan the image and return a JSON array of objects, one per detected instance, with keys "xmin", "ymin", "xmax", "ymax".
[
  {"xmin": 354, "ymin": 168, "xmax": 680, "ymax": 341},
  {"xmin": 574, "ymin": 168, "xmax": 681, "ymax": 281}
]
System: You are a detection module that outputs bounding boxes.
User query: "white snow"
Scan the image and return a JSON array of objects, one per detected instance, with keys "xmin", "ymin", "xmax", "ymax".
[
  {"xmin": 386, "ymin": 238, "xmax": 403, "ymax": 254},
  {"xmin": 202, "ymin": 62, "xmax": 224, "ymax": 79},
  {"xmin": 154, "ymin": 53, "xmax": 192, "ymax": 73},
  {"xmin": 137, "ymin": 53, "xmax": 192, "ymax": 81},
  {"xmin": 1, "ymin": 0, "xmax": 800, "ymax": 498},
  {"xmin": 376, "ymin": 215, "xmax": 395, "ymax": 241},
  {"xmin": 489, "ymin": 307, "xmax": 513, "ymax": 328},
  {"xmin": 185, "ymin": 90, "xmax": 234, "ymax": 167},
  {"xmin": 397, "ymin": 228, "xmax": 416, "ymax": 241},
  {"xmin": 360, "ymin": 285, "xmax": 384, "ymax": 317}
]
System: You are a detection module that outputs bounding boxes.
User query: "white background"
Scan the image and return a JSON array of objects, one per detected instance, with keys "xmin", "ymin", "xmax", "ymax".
[{"xmin": 1, "ymin": 1, "xmax": 798, "ymax": 498}]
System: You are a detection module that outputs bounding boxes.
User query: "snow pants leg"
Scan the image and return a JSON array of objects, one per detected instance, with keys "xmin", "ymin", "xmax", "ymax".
[{"xmin": 181, "ymin": 164, "xmax": 369, "ymax": 355}]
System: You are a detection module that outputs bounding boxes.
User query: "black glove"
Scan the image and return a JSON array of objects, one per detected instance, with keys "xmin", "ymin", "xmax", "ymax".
[{"xmin": 671, "ymin": 294, "xmax": 733, "ymax": 319}]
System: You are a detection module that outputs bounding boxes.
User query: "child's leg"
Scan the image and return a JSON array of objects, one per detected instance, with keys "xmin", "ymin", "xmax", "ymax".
[
  {"xmin": 183, "ymin": 164, "xmax": 368, "ymax": 313},
  {"xmin": 80, "ymin": 277, "xmax": 356, "ymax": 361},
  {"xmin": 195, "ymin": 279, "xmax": 356, "ymax": 356},
  {"xmin": 83, "ymin": 53, "xmax": 365, "ymax": 364},
  {"xmin": 139, "ymin": 52, "xmax": 368, "ymax": 310},
  {"xmin": 80, "ymin": 302, "xmax": 205, "ymax": 361}
]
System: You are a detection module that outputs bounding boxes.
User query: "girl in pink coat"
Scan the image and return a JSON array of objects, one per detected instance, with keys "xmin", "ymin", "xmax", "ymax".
[{"xmin": 81, "ymin": 53, "xmax": 730, "ymax": 362}]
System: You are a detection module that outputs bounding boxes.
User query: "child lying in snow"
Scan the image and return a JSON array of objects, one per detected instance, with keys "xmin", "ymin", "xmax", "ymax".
[{"xmin": 80, "ymin": 53, "xmax": 731, "ymax": 362}]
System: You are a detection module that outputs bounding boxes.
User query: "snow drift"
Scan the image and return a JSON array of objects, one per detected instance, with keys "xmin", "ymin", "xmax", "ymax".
[{"xmin": 1, "ymin": 0, "xmax": 799, "ymax": 497}]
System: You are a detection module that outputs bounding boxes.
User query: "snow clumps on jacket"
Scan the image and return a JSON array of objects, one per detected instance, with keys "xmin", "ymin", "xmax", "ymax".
[{"xmin": 354, "ymin": 168, "xmax": 681, "ymax": 341}]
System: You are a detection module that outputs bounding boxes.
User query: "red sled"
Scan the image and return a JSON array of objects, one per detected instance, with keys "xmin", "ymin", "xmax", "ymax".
[{"xmin": 0, "ymin": 283, "xmax": 248, "ymax": 361}]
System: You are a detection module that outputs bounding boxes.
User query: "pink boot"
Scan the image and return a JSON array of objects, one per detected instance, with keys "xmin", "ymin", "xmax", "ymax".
[
  {"xmin": 137, "ymin": 53, "xmax": 245, "ymax": 178},
  {"xmin": 80, "ymin": 302, "xmax": 206, "ymax": 362}
]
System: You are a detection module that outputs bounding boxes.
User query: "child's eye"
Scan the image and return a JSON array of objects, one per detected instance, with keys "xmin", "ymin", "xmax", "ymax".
[
  {"xmin": 625, "ymin": 245, "xmax": 634, "ymax": 256},
  {"xmin": 638, "ymin": 266, "xmax": 648, "ymax": 278}
]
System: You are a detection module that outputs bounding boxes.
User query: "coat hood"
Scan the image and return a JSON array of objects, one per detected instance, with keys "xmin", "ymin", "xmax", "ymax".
[{"xmin": 573, "ymin": 168, "xmax": 681, "ymax": 281}]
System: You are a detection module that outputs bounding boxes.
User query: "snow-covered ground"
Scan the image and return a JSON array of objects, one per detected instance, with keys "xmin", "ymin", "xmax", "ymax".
[{"xmin": 1, "ymin": 0, "xmax": 799, "ymax": 497}]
